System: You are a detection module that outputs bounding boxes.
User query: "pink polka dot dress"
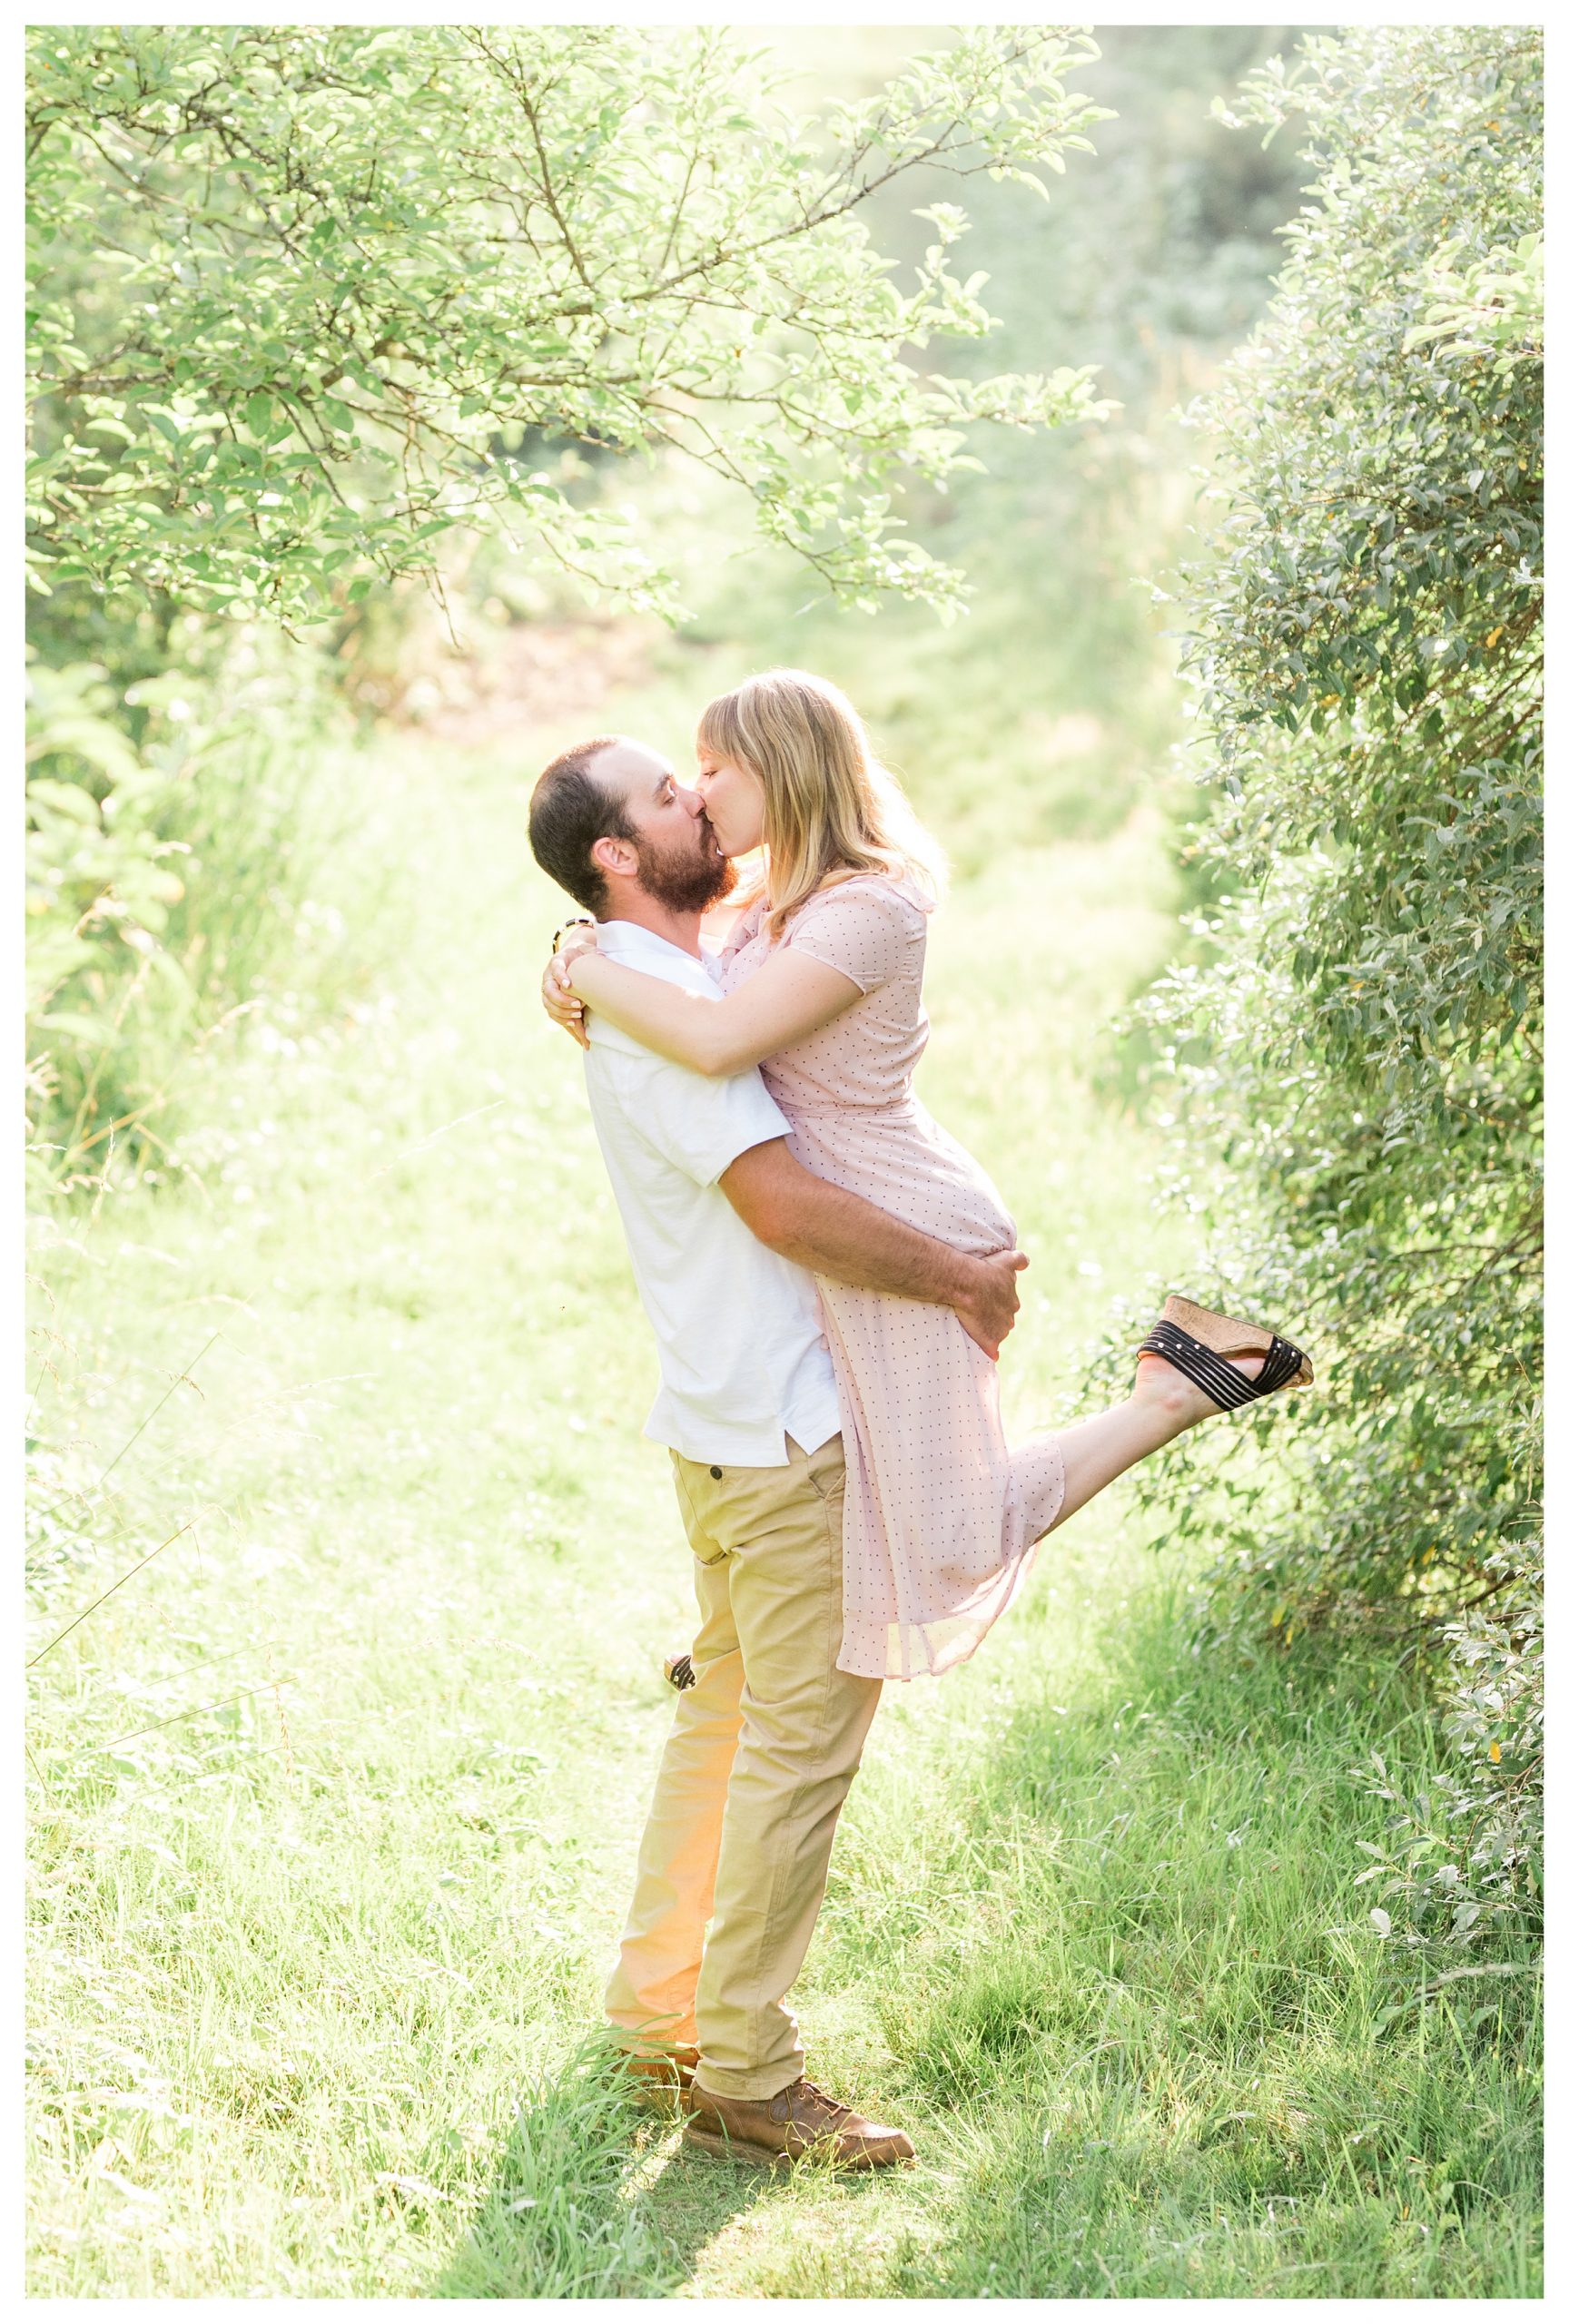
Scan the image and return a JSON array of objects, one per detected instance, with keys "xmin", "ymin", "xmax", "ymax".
[{"xmin": 719, "ymin": 873, "xmax": 1067, "ymax": 1680}]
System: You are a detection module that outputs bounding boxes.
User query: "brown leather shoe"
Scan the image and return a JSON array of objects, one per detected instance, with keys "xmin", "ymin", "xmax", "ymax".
[
  {"xmin": 617, "ymin": 2042, "xmax": 701, "ymax": 2108},
  {"xmin": 684, "ymin": 2075, "xmax": 914, "ymax": 2170}
]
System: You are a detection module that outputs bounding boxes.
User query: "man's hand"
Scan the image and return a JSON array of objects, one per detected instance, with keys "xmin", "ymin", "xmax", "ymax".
[
  {"xmin": 556, "ymin": 923, "xmax": 600, "ymax": 973},
  {"xmin": 952, "ymin": 1248, "xmax": 1030, "ymax": 1361},
  {"xmin": 721, "ymin": 1141, "xmax": 1035, "ymax": 1338}
]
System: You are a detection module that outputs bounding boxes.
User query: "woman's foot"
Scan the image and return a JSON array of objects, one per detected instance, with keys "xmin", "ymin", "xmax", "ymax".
[
  {"xmin": 1133, "ymin": 1294, "xmax": 1312, "ymax": 1426},
  {"xmin": 1047, "ymin": 1300, "xmax": 1311, "ymax": 1537},
  {"xmin": 1132, "ymin": 1346, "xmax": 1266, "ymax": 1433}
]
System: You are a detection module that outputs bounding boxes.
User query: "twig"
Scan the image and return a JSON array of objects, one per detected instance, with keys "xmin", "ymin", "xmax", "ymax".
[
  {"xmin": 94, "ymin": 1677, "xmax": 295, "ymax": 1752},
  {"xmin": 361, "ymin": 1098, "xmax": 506, "ymax": 1181},
  {"xmin": 34, "ymin": 1635, "xmax": 286, "ymax": 1708},
  {"xmin": 25, "ymin": 1741, "xmax": 59, "ymax": 1806},
  {"xmin": 27, "ymin": 1523, "xmax": 192, "ymax": 1667},
  {"xmin": 268, "ymin": 1642, "xmax": 295, "ymax": 1777},
  {"xmin": 29, "ymin": 1329, "xmax": 222, "ymax": 1530}
]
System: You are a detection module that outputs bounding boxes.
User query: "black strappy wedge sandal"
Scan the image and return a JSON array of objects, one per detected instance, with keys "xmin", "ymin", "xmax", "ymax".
[{"xmin": 1136, "ymin": 1294, "xmax": 1314, "ymax": 1412}]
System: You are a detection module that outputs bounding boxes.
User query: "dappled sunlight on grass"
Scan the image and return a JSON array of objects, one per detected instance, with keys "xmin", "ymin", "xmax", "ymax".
[{"xmin": 669, "ymin": 1542, "xmax": 1539, "ymax": 2298}]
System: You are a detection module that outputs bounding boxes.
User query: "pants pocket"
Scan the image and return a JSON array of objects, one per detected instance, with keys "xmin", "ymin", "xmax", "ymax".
[
  {"xmin": 671, "ymin": 1460, "xmax": 726, "ymax": 1565},
  {"xmin": 805, "ymin": 1450, "xmax": 847, "ymax": 1505},
  {"xmin": 671, "ymin": 1461, "xmax": 699, "ymax": 1537}
]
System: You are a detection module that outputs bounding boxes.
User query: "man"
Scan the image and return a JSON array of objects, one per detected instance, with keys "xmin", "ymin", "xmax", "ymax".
[{"xmin": 527, "ymin": 735, "xmax": 1025, "ymax": 2171}]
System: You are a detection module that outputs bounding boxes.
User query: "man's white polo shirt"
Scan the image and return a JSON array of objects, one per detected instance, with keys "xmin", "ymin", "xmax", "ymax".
[{"xmin": 580, "ymin": 919, "xmax": 840, "ymax": 1468}]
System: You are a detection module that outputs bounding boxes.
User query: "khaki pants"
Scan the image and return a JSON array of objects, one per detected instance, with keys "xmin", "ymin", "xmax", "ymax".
[{"xmin": 603, "ymin": 1433, "xmax": 883, "ymax": 2101}]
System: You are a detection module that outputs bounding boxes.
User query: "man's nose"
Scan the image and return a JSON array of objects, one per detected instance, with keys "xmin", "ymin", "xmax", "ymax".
[{"xmin": 674, "ymin": 783, "xmax": 706, "ymax": 818}]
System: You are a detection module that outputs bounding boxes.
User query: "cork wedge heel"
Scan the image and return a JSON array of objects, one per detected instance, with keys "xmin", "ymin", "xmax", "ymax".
[{"xmin": 1137, "ymin": 1293, "xmax": 1313, "ymax": 1411}]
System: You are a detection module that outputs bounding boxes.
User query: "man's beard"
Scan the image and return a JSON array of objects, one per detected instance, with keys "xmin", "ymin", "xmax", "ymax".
[{"xmin": 635, "ymin": 824, "xmax": 738, "ymax": 914}]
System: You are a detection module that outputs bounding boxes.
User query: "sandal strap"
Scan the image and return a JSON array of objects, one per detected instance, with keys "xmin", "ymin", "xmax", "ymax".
[
  {"xmin": 1252, "ymin": 1331, "xmax": 1308, "ymax": 1396},
  {"xmin": 1137, "ymin": 1317, "xmax": 1304, "ymax": 1411}
]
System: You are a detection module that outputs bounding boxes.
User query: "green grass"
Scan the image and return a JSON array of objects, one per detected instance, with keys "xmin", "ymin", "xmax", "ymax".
[{"xmin": 25, "ymin": 694, "xmax": 1541, "ymax": 2296}]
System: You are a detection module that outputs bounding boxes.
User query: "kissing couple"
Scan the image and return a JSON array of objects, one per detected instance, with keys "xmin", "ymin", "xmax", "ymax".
[{"xmin": 528, "ymin": 667, "xmax": 1311, "ymax": 2171}]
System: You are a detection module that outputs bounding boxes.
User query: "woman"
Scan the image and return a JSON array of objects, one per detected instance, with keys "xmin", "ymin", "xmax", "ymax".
[{"xmin": 542, "ymin": 669, "xmax": 1311, "ymax": 1682}]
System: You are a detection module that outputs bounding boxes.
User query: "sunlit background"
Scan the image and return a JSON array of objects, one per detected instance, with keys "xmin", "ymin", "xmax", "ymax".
[{"xmin": 25, "ymin": 24, "xmax": 1541, "ymax": 2298}]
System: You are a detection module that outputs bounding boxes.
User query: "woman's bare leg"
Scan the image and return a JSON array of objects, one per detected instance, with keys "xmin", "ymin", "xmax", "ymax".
[{"xmin": 1046, "ymin": 1350, "xmax": 1267, "ymax": 1534}]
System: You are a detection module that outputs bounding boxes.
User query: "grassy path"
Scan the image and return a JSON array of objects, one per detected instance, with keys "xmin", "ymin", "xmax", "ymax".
[{"xmin": 25, "ymin": 711, "xmax": 1541, "ymax": 2296}]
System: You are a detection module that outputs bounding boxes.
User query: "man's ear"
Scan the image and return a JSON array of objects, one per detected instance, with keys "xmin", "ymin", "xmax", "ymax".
[{"xmin": 589, "ymin": 832, "xmax": 638, "ymax": 882}]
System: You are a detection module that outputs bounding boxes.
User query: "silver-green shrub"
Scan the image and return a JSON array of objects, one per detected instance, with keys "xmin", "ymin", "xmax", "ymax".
[{"xmin": 1111, "ymin": 25, "xmax": 1543, "ymax": 1943}]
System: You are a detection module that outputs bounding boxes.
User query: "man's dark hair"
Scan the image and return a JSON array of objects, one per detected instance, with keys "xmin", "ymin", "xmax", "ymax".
[{"xmin": 528, "ymin": 736, "xmax": 632, "ymax": 914}]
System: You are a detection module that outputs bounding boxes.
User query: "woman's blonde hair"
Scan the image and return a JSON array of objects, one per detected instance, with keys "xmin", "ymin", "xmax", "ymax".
[{"xmin": 697, "ymin": 667, "xmax": 945, "ymax": 937}]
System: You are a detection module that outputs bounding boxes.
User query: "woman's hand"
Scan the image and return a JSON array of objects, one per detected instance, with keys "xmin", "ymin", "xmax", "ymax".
[
  {"xmin": 541, "ymin": 922, "xmax": 598, "ymax": 1050},
  {"xmin": 554, "ymin": 941, "xmax": 859, "ymax": 1078}
]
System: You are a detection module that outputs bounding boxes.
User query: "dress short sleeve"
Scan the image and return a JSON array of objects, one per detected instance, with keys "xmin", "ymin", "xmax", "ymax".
[
  {"xmin": 785, "ymin": 880, "xmax": 918, "ymax": 995},
  {"xmin": 715, "ymin": 893, "xmax": 770, "ymax": 974}
]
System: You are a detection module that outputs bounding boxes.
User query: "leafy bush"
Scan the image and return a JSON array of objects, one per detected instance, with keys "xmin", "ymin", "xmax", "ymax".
[
  {"xmin": 26, "ymin": 649, "xmax": 366, "ymax": 1194},
  {"xmin": 1352, "ymin": 1541, "xmax": 1543, "ymax": 1953},
  {"xmin": 27, "ymin": 660, "xmax": 194, "ymax": 1192},
  {"xmin": 1098, "ymin": 25, "xmax": 1543, "ymax": 1936}
]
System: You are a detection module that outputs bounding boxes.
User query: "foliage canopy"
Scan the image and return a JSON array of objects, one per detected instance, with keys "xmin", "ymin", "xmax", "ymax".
[{"xmin": 27, "ymin": 21, "xmax": 1110, "ymax": 629}]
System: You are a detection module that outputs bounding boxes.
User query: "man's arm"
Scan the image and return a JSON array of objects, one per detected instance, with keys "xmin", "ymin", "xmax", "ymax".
[{"xmin": 719, "ymin": 1137, "xmax": 1028, "ymax": 1362}]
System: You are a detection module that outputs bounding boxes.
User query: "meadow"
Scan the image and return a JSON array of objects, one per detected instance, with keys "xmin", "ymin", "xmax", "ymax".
[
  {"xmin": 25, "ymin": 672, "xmax": 1542, "ymax": 2297},
  {"xmin": 25, "ymin": 20, "xmax": 1542, "ymax": 2295}
]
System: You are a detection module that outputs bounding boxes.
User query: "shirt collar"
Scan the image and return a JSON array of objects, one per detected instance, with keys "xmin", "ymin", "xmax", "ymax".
[{"xmin": 597, "ymin": 920, "xmax": 717, "ymax": 980}]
